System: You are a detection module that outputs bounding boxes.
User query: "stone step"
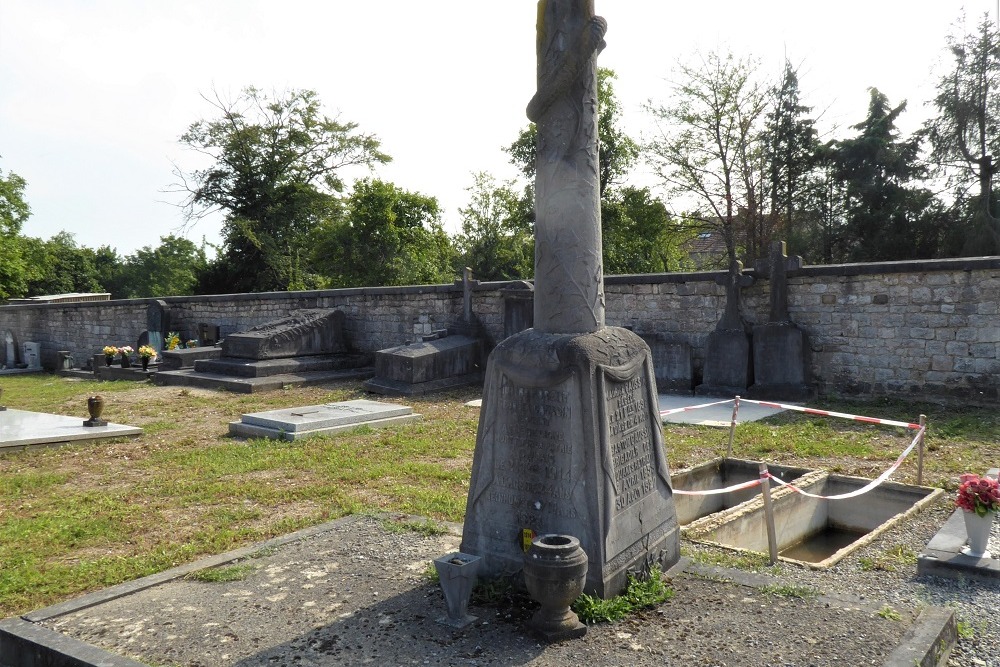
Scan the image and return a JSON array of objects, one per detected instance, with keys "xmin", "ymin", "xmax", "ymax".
[
  {"xmin": 152, "ymin": 366, "xmax": 375, "ymax": 394},
  {"xmin": 193, "ymin": 353, "xmax": 371, "ymax": 378}
]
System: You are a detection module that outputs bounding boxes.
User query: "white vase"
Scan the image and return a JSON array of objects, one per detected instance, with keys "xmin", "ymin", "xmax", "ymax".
[{"xmin": 961, "ymin": 510, "xmax": 995, "ymax": 559}]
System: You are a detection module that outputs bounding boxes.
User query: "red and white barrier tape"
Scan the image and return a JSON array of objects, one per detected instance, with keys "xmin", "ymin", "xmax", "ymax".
[
  {"xmin": 766, "ymin": 427, "xmax": 926, "ymax": 500},
  {"xmin": 670, "ymin": 427, "xmax": 925, "ymax": 500},
  {"xmin": 739, "ymin": 399, "xmax": 921, "ymax": 430},
  {"xmin": 659, "ymin": 399, "xmax": 734, "ymax": 418},
  {"xmin": 672, "ymin": 477, "xmax": 762, "ymax": 496}
]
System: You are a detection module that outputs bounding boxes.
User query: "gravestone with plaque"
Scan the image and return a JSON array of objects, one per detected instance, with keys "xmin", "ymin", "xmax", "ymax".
[{"xmin": 461, "ymin": 0, "xmax": 679, "ymax": 598}]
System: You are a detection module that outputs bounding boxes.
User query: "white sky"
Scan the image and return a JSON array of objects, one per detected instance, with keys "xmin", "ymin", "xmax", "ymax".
[{"xmin": 1, "ymin": 1, "xmax": 996, "ymax": 257}]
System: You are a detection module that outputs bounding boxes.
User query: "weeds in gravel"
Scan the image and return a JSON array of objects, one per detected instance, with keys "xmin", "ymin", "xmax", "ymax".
[
  {"xmin": 759, "ymin": 583, "xmax": 819, "ymax": 599},
  {"xmin": 876, "ymin": 604, "xmax": 902, "ymax": 621},
  {"xmin": 683, "ymin": 546, "xmax": 780, "ymax": 573},
  {"xmin": 186, "ymin": 563, "xmax": 258, "ymax": 583},
  {"xmin": 572, "ymin": 567, "xmax": 674, "ymax": 624},
  {"xmin": 956, "ymin": 619, "xmax": 976, "ymax": 639},
  {"xmin": 380, "ymin": 516, "xmax": 449, "ymax": 536},
  {"xmin": 859, "ymin": 544, "xmax": 918, "ymax": 572}
]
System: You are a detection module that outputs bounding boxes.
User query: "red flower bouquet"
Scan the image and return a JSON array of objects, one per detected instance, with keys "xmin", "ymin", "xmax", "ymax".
[{"xmin": 955, "ymin": 473, "xmax": 1000, "ymax": 517}]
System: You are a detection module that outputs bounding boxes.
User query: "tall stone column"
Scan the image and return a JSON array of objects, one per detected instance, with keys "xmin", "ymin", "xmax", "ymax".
[
  {"xmin": 529, "ymin": 0, "xmax": 606, "ymax": 334},
  {"xmin": 461, "ymin": 0, "xmax": 679, "ymax": 598}
]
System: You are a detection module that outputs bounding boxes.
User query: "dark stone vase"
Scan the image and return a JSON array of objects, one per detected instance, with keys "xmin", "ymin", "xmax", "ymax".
[
  {"xmin": 84, "ymin": 395, "xmax": 107, "ymax": 427},
  {"xmin": 105, "ymin": 354, "xmax": 114, "ymax": 367},
  {"xmin": 523, "ymin": 534, "xmax": 588, "ymax": 641},
  {"xmin": 120, "ymin": 356, "xmax": 131, "ymax": 368},
  {"xmin": 141, "ymin": 357, "xmax": 149, "ymax": 371}
]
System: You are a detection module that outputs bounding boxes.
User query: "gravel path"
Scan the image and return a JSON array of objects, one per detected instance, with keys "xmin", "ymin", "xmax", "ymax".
[{"xmin": 41, "ymin": 502, "xmax": 999, "ymax": 667}]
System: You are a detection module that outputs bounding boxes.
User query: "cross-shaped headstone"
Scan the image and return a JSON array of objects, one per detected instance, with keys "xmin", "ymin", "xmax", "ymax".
[
  {"xmin": 462, "ymin": 267, "xmax": 474, "ymax": 323},
  {"xmin": 754, "ymin": 241, "xmax": 803, "ymax": 324},
  {"xmin": 715, "ymin": 259, "xmax": 754, "ymax": 331}
]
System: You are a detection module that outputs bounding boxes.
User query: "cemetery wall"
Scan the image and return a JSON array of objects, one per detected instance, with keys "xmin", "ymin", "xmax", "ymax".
[{"xmin": 2, "ymin": 257, "xmax": 1000, "ymax": 403}]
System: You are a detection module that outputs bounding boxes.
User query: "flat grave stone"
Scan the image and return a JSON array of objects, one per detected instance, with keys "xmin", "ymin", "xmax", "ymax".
[
  {"xmin": 229, "ymin": 399, "xmax": 420, "ymax": 441},
  {"xmin": 0, "ymin": 409, "xmax": 142, "ymax": 450}
]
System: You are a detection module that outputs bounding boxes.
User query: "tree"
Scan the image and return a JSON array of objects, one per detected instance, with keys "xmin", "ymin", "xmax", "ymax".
[
  {"xmin": 454, "ymin": 172, "xmax": 534, "ymax": 281},
  {"xmin": 22, "ymin": 232, "xmax": 103, "ymax": 296},
  {"xmin": 601, "ymin": 186, "xmax": 687, "ymax": 274},
  {"xmin": 174, "ymin": 87, "xmax": 390, "ymax": 293},
  {"xmin": 922, "ymin": 12, "xmax": 1000, "ymax": 255},
  {"xmin": 646, "ymin": 50, "xmax": 771, "ymax": 266},
  {"xmin": 0, "ymin": 164, "xmax": 31, "ymax": 299},
  {"xmin": 311, "ymin": 179, "xmax": 455, "ymax": 288},
  {"xmin": 764, "ymin": 61, "xmax": 821, "ymax": 256},
  {"xmin": 118, "ymin": 235, "xmax": 208, "ymax": 298},
  {"xmin": 507, "ymin": 68, "xmax": 639, "ymax": 199},
  {"xmin": 830, "ymin": 88, "xmax": 941, "ymax": 261}
]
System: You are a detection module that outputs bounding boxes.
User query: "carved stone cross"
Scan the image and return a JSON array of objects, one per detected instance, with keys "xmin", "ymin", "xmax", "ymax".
[
  {"xmin": 754, "ymin": 241, "xmax": 803, "ymax": 324},
  {"xmin": 715, "ymin": 259, "xmax": 753, "ymax": 332},
  {"xmin": 462, "ymin": 267, "xmax": 474, "ymax": 323}
]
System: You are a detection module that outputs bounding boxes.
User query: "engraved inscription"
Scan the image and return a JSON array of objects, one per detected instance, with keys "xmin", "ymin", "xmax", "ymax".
[
  {"xmin": 487, "ymin": 374, "xmax": 577, "ymax": 518},
  {"xmin": 606, "ymin": 374, "xmax": 656, "ymax": 512}
]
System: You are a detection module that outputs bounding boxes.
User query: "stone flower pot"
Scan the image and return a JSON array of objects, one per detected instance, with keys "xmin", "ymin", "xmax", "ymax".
[
  {"xmin": 523, "ymin": 534, "xmax": 588, "ymax": 641},
  {"xmin": 433, "ymin": 552, "xmax": 480, "ymax": 628},
  {"xmin": 83, "ymin": 395, "xmax": 108, "ymax": 427}
]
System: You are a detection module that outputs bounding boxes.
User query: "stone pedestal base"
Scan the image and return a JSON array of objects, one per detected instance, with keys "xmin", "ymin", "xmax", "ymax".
[
  {"xmin": 460, "ymin": 327, "xmax": 680, "ymax": 599},
  {"xmin": 748, "ymin": 323, "xmax": 814, "ymax": 401},
  {"xmin": 696, "ymin": 329, "xmax": 751, "ymax": 397}
]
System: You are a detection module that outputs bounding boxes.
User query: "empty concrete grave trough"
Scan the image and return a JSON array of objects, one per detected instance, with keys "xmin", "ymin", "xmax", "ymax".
[
  {"xmin": 683, "ymin": 471, "xmax": 943, "ymax": 568},
  {"xmin": 671, "ymin": 457, "xmax": 814, "ymax": 526}
]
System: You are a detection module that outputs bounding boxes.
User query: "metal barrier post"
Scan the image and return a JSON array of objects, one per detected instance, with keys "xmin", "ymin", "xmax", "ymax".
[
  {"xmin": 917, "ymin": 415, "xmax": 926, "ymax": 486},
  {"xmin": 727, "ymin": 396, "xmax": 741, "ymax": 458},
  {"xmin": 759, "ymin": 462, "xmax": 779, "ymax": 565}
]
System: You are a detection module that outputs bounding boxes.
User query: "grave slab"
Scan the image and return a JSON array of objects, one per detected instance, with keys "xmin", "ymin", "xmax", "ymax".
[
  {"xmin": 0, "ymin": 409, "xmax": 142, "ymax": 450},
  {"xmin": 917, "ymin": 468, "xmax": 1000, "ymax": 583},
  {"xmin": 229, "ymin": 399, "xmax": 420, "ymax": 441}
]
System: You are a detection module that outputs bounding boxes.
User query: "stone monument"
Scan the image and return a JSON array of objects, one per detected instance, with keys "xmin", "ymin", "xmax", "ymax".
[
  {"xmin": 461, "ymin": 0, "xmax": 679, "ymax": 598},
  {"xmin": 749, "ymin": 241, "xmax": 814, "ymax": 399},
  {"xmin": 696, "ymin": 259, "xmax": 754, "ymax": 397}
]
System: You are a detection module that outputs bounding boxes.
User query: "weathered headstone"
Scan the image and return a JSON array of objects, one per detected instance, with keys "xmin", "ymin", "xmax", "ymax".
[
  {"xmin": 198, "ymin": 323, "xmax": 221, "ymax": 346},
  {"xmin": 22, "ymin": 342, "xmax": 41, "ymax": 370},
  {"xmin": 501, "ymin": 281, "xmax": 534, "ymax": 340},
  {"xmin": 146, "ymin": 300, "xmax": 168, "ymax": 353},
  {"xmin": 222, "ymin": 309, "xmax": 347, "ymax": 360},
  {"xmin": 1, "ymin": 330, "xmax": 17, "ymax": 368},
  {"xmin": 640, "ymin": 334, "xmax": 693, "ymax": 393},
  {"xmin": 461, "ymin": 1, "xmax": 679, "ymax": 598},
  {"xmin": 696, "ymin": 259, "xmax": 753, "ymax": 397},
  {"xmin": 749, "ymin": 241, "xmax": 814, "ymax": 399}
]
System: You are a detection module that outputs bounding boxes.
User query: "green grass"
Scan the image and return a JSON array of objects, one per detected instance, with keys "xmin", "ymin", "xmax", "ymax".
[
  {"xmin": 759, "ymin": 583, "xmax": 820, "ymax": 599},
  {"xmin": 0, "ymin": 376, "xmax": 996, "ymax": 620}
]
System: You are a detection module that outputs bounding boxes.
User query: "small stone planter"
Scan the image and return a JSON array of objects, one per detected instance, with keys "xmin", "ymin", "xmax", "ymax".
[
  {"xmin": 433, "ymin": 552, "xmax": 480, "ymax": 628},
  {"xmin": 523, "ymin": 534, "xmax": 588, "ymax": 641}
]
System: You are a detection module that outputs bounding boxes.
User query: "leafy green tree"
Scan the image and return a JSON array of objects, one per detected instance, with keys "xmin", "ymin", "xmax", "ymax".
[
  {"xmin": 118, "ymin": 235, "xmax": 207, "ymax": 298},
  {"xmin": 601, "ymin": 187, "xmax": 687, "ymax": 274},
  {"xmin": 0, "ymin": 164, "xmax": 31, "ymax": 299},
  {"xmin": 175, "ymin": 87, "xmax": 390, "ymax": 293},
  {"xmin": 922, "ymin": 12, "xmax": 1000, "ymax": 255},
  {"xmin": 646, "ymin": 50, "xmax": 771, "ymax": 266},
  {"xmin": 830, "ymin": 89, "xmax": 941, "ymax": 261},
  {"xmin": 454, "ymin": 172, "xmax": 534, "ymax": 281},
  {"xmin": 311, "ymin": 179, "xmax": 455, "ymax": 287},
  {"xmin": 23, "ymin": 232, "xmax": 102, "ymax": 296}
]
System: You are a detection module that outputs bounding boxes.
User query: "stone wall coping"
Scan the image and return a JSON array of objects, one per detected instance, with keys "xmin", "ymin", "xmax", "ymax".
[{"xmin": 4, "ymin": 256, "xmax": 1000, "ymax": 313}]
